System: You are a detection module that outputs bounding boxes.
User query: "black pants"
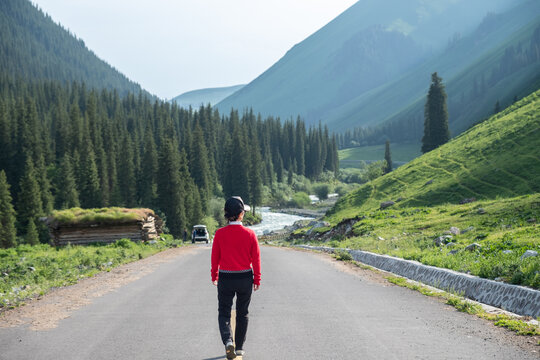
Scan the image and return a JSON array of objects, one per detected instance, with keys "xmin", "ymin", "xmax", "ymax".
[{"xmin": 217, "ymin": 271, "xmax": 253, "ymax": 350}]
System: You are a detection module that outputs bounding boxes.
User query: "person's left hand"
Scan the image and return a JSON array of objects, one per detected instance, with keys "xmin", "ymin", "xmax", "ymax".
[
  {"xmin": 212, "ymin": 280, "xmax": 218, "ymax": 286},
  {"xmin": 253, "ymin": 284, "xmax": 260, "ymax": 291}
]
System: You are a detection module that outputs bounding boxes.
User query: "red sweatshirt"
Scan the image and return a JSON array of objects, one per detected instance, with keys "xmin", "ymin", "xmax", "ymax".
[{"xmin": 211, "ymin": 223, "xmax": 261, "ymax": 286}]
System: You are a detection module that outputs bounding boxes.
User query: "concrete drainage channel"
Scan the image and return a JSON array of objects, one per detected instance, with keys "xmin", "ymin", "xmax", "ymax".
[{"xmin": 296, "ymin": 245, "xmax": 540, "ymax": 318}]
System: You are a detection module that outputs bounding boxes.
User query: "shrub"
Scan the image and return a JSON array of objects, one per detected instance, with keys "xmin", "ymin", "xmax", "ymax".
[
  {"xmin": 289, "ymin": 192, "xmax": 311, "ymax": 208},
  {"xmin": 334, "ymin": 249, "xmax": 353, "ymax": 261},
  {"xmin": 313, "ymin": 184, "xmax": 330, "ymax": 200}
]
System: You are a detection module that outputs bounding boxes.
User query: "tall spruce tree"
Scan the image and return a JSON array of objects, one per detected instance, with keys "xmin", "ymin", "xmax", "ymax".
[
  {"xmin": 157, "ymin": 139, "xmax": 186, "ymax": 238},
  {"xmin": 55, "ymin": 155, "xmax": 80, "ymax": 209},
  {"xmin": 78, "ymin": 138, "xmax": 102, "ymax": 208},
  {"xmin": 17, "ymin": 157, "xmax": 43, "ymax": 232},
  {"xmin": 421, "ymin": 72, "xmax": 450, "ymax": 153},
  {"xmin": 35, "ymin": 153, "xmax": 54, "ymax": 214},
  {"xmin": 248, "ymin": 127, "xmax": 264, "ymax": 212},
  {"xmin": 25, "ymin": 218, "xmax": 39, "ymax": 245},
  {"xmin": 383, "ymin": 140, "xmax": 392, "ymax": 174},
  {"xmin": 139, "ymin": 127, "xmax": 158, "ymax": 207},
  {"xmin": 222, "ymin": 124, "xmax": 249, "ymax": 199},
  {"xmin": 0, "ymin": 170, "xmax": 17, "ymax": 248},
  {"xmin": 117, "ymin": 134, "xmax": 136, "ymax": 207},
  {"xmin": 189, "ymin": 123, "xmax": 211, "ymax": 211}
]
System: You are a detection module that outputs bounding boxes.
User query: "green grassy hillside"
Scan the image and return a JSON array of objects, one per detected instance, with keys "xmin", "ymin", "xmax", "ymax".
[
  {"xmin": 294, "ymin": 90, "xmax": 540, "ymax": 289},
  {"xmin": 329, "ymin": 89, "xmax": 540, "ymax": 220},
  {"xmin": 339, "ymin": 143, "xmax": 421, "ymax": 168}
]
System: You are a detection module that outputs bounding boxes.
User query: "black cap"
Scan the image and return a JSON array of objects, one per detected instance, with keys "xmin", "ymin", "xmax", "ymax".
[{"xmin": 224, "ymin": 196, "xmax": 251, "ymax": 218}]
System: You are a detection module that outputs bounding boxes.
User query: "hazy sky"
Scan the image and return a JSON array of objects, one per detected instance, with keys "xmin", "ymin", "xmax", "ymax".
[{"xmin": 32, "ymin": 0, "xmax": 358, "ymax": 99}]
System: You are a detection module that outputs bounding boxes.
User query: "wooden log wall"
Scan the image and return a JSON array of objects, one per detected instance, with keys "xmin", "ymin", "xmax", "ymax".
[{"xmin": 49, "ymin": 216, "xmax": 160, "ymax": 246}]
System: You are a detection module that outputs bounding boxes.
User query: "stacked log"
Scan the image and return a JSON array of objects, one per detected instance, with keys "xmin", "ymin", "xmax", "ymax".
[{"xmin": 46, "ymin": 209, "xmax": 162, "ymax": 246}]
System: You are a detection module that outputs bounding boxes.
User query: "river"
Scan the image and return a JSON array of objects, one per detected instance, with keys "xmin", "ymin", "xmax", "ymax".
[{"xmin": 247, "ymin": 207, "xmax": 314, "ymax": 236}]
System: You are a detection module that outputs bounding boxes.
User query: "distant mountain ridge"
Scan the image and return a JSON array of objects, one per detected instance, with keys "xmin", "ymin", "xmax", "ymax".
[
  {"xmin": 216, "ymin": 0, "xmax": 534, "ymax": 139},
  {"xmin": 328, "ymin": 0, "xmax": 540, "ymax": 138},
  {"xmin": 170, "ymin": 85, "xmax": 244, "ymax": 109},
  {"xmin": 0, "ymin": 0, "xmax": 150, "ymax": 97}
]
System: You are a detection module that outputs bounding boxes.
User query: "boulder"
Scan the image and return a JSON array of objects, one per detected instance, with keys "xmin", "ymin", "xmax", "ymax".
[
  {"xmin": 380, "ymin": 201, "xmax": 395, "ymax": 209},
  {"xmin": 460, "ymin": 198, "xmax": 477, "ymax": 204},
  {"xmin": 449, "ymin": 227, "xmax": 460, "ymax": 235},
  {"xmin": 465, "ymin": 243, "xmax": 482, "ymax": 251},
  {"xmin": 477, "ymin": 208, "xmax": 486, "ymax": 215},
  {"xmin": 446, "ymin": 242, "xmax": 456, "ymax": 248},
  {"xmin": 448, "ymin": 249, "xmax": 459, "ymax": 255},
  {"xmin": 306, "ymin": 221, "xmax": 330, "ymax": 235},
  {"xmin": 527, "ymin": 218, "xmax": 536, "ymax": 224},
  {"xmin": 521, "ymin": 250, "xmax": 538, "ymax": 260},
  {"xmin": 434, "ymin": 235, "xmax": 452, "ymax": 246},
  {"xmin": 425, "ymin": 179, "xmax": 434, "ymax": 185},
  {"xmin": 502, "ymin": 250, "xmax": 513, "ymax": 254},
  {"xmin": 461, "ymin": 226, "xmax": 474, "ymax": 234},
  {"xmin": 377, "ymin": 236, "xmax": 385, "ymax": 241}
]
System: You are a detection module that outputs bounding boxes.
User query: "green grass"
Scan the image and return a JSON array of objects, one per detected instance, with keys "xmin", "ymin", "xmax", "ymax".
[
  {"xmin": 295, "ymin": 90, "xmax": 540, "ymax": 289},
  {"xmin": 306, "ymin": 194, "xmax": 540, "ymax": 289},
  {"xmin": 0, "ymin": 237, "xmax": 180, "ymax": 310},
  {"xmin": 329, "ymin": 89, "xmax": 540, "ymax": 216},
  {"xmin": 339, "ymin": 142, "xmax": 421, "ymax": 167},
  {"xmin": 50, "ymin": 207, "xmax": 154, "ymax": 225}
]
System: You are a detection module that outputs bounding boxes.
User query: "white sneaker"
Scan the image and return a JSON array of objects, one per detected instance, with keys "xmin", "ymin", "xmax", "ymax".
[
  {"xmin": 225, "ymin": 341, "xmax": 236, "ymax": 359},
  {"xmin": 236, "ymin": 349, "xmax": 245, "ymax": 356}
]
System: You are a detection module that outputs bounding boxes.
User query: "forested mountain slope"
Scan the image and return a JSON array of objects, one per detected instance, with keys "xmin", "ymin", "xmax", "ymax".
[
  {"xmin": 335, "ymin": 0, "xmax": 540, "ymax": 144},
  {"xmin": 0, "ymin": 0, "xmax": 148, "ymax": 96}
]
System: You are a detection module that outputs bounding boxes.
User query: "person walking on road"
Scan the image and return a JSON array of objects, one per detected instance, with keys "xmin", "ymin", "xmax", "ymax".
[{"xmin": 211, "ymin": 196, "xmax": 261, "ymax": 359}]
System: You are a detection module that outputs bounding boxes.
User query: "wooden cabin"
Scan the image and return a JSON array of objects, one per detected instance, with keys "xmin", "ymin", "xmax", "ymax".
[{"xmin": 46, "ymin": 208, "xmax": 162, "ymax": 246}]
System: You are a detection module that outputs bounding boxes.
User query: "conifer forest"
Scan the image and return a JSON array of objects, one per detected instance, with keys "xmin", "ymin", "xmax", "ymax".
[{"xmin": 0, "ymin": 76, "xmax": 338, "ymax": 243}]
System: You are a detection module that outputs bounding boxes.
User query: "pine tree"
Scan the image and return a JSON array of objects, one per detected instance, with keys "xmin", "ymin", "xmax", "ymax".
[
  {"xmin": 422, "ymin": 72, "xmax": 450, "ymax": 153},
  {"xmin": 157, "ymin": 139, "xmax": 186, "ymax": 238},
  {"xmin": 117, "ymin": 134, "xmax": 136, "ymax": 207},
  {"xmin": 222, "ymin": 124, "xmax": 249, "ymax": 199},
  {"xmin": 139, "ymin": 127, "xmax": 158, "ymax": 207},
  {"xmin": 0, "ymin": 170, "xmax": 17, "ymax": 248},
  {"xmin": 189, "ymin": 123, "xmax": 211, "ymax": 211},
  {"xmin": 35, "ymin": 153, "xmax": 54, "ymax": 214},
  {"xmin": 247, "ymin": 124, "xmax": 264, "ymax": 212},
  {"xmin": 78, "ymin": 138, "xmax": 102, "ymax": 208},
  {"xmin": 17, "ymin": 157, "xmax": 43, "ymax": 232},
  {"xmin": 0, "ymin": 100, "xmax": 12, "ymax": 175},
  {"xmin": 295, "ymin": 117, "xmax": 306, "ymax": 176},
  {"xmin": 188, "ymin": 183, "xmax": 204, "ymax": 227},
  {"xmin": 25, "ymin": 218, "xmax": 39, "ymax": 245},
  {"xmin": 383, "ymin": 140, "xmax": 392, "ymax": 174},
  {"xmin": 55, "ymin": 155, "xmax": 80, "ymax": 209}
]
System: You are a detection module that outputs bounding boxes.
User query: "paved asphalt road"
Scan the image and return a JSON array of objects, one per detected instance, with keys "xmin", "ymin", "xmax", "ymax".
[{"xmin": 0, "ymin": 245, "xmax": 537, "ymax": 360}]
